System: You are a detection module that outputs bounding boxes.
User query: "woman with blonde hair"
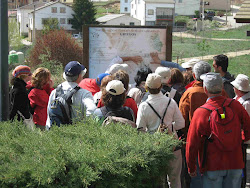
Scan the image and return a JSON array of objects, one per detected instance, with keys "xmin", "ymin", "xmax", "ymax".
[{"xmin": 28, "ymin": 67, "xmax": 54, "ymax": 130}]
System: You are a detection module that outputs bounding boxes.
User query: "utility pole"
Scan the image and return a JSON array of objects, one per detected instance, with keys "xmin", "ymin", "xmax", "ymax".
[
  {"xmin": 226, "ymin": 0, "xmax": 228, "ymax": 25},
  {"xmin": 202, "ymin": 0, "xmax": 205, "ymax": 35},
  {"xmin": 32, "ymin": 4, "xmax": 35, "ymax": 42},
  {"xmin": 0, "ymin": 0, "xmax": 9, "ymax": 121}
]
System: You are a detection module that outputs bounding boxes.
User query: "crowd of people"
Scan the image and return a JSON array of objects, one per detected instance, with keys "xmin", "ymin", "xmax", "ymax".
[{"xmin": 9, "ymin": 53, "xmax": 250, "ymax": 188}]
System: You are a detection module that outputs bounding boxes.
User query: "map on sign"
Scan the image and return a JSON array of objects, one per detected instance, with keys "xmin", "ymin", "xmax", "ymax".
[{"xmin": 88, "ymin": 27, "xmax": 167, "ymax": 83}]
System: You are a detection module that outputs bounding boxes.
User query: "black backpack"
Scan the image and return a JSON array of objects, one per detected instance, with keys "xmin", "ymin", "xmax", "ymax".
[
  {"xmin": 100, "ymin": 106, "xmax": 136, "ymax": 127},
  {"xmin": 48, "ymin": 85, "xmax": 80, "ymax": 127}
]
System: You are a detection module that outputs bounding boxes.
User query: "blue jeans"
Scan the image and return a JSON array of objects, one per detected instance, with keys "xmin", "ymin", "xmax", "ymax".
[
  {"xmin": 202, "ymin": 169, "xmax": 242, "ymax": 188},
  {"xmin": 190, "ymin": 158, "xmax": 202, "ymax": 188}
]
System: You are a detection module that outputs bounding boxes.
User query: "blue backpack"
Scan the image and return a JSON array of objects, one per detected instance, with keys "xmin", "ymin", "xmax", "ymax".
[{"xmin": 48, "ymin": 85, "xmax": 80, "ymax": 127}]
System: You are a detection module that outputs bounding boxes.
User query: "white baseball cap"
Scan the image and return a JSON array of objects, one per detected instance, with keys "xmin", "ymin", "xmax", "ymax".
[{"xmin": 106, "ymin": 80, "xmax": 126, "ymax": 95}]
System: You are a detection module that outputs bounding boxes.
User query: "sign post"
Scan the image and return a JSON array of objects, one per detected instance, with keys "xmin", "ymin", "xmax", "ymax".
[{"xmin": 0, "ymin": 0, "xmax": 9, "ymax": 121}]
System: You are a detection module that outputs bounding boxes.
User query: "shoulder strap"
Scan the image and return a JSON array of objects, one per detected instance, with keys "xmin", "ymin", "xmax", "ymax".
[
  {"xmin": 64, "ymin": 86, "xmax": 81, "ymax": 103},
  {"xmin": 147, "ymin": 99, "xmax": 171, "ymax": 124},
  {"xmin": 146, "ymin": 102, "xmax": 161, "ymax": 119}
]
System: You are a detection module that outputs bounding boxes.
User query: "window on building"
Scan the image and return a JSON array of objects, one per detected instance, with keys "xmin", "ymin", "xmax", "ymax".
[
  {"xmin": 68, "ymin": 18, "xmax": 72, "ymax": 24},
  {"xmin": 148, "ymin": 9, "xmax": 154, "ymax": 15},
  {"xmin": 60, "ymin": 18, "xmax": 66, "ymax": 24},
  {"xmin": 178, "ymin": 0, "xmax": 182, "ymax": 2},
  {"xmin": 145, "ymin": 21, "xmax": 155, "ymax": 26},
  {"xmin": 130, "ymin": 22, "xmax": 135, "ymax": 26},
  {"xmin": 120, "ymin": 23, "xmax": 125, "ymax": 26},
  {"xmin": 125, "ymin": 7, "xmax": 128, "ymax": 12},
  {"xmin": 125, "ymin": 0, "xmax": 128, "ymax": 3},
  {"xmin": 60, "ymin": 7, "xmax": 66, "ymax": 13},
  {"xmin": 51, "ymin": 7, "xmax": 57, "ymax": 13}
]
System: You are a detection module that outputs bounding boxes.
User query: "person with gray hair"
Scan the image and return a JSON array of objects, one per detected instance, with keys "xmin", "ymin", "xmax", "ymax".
[
  {"xmin": 179, "ymin": 61, "xmax": 228, "ymax": 188},
  {"xmin": 46, "ymin": 61, "xmax": 96, "ymax": 129},
  {"xmin": 192, "ymin": 61, "xmax": 211, "ymax": 81},
  {"xmin": 186, "ymin": 72, "xmax": 250, "ymax": 188}
]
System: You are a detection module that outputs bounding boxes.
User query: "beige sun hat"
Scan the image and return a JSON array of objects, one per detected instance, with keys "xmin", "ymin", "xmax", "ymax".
[
  {"xmin": 231, "ymin": 74, "xmax": 250, "ymax": 92},
  {"xmin": 146, "ymin": 73, "xmax": 161, "ymax": 89},
  {"xmin": 155, "ymin": 67, "xmax": 171, "ymax": 84},
  {"xmin": 181, "ymin": 59, "xmax": 200, "ymax": 69}
]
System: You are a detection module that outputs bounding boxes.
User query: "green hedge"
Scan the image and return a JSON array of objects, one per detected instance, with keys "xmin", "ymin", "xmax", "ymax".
[{"xmin": 0, "ymin": 119, "xmax": 180, "ymax": 187}]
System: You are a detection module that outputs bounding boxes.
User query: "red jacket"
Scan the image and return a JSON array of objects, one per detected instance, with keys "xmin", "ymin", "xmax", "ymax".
[
  {"xmin": 179, "ymin": 81, "xmax": 228, "ymax": 138},
  {"xmin": 28, "ymin": 84, "xmax": 54, "ymax": 126},
  {"xmin": 97, "ymin": 97, "xmax": 138, "ymax": 120},
  {"xmin": 79, "ymin": 78, "xmax": 100, "ymax": 96},
  {"xmin": 186, "ymin": 96, "xmax": 250, "ymax": 174}
]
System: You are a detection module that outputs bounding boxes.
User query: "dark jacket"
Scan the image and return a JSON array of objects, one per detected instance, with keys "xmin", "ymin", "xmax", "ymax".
[
  {"xmin": 9, "ymin": 78, "xmax": 31, "ymax": 120},
  {"xmin": 222, "ymin": 72, "xmax": 235, "ymax": 99}
]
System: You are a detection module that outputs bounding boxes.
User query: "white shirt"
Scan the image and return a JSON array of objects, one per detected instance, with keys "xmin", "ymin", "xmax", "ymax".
[
  {"xmin": 235, "ymin": 91, "xmax": 250, "ymax": 116},
  {"xmin": 136, "ymin": 92, "xmax": 185, "ymax": 134},
  {"xmin": 46, "ymin": 81, "xmax": 96, "ymax": 129}
]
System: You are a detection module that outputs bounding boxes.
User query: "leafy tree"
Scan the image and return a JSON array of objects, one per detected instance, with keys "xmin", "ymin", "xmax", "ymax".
[
  {"xmin": 8, "ymin": 18, "xmax": 24, "ymax": 51},
  {"xmin": 42, "ymin": 18, "xmax": 59, "ymax": 34},
  {"xmin": 71, "ymin": 0, "xmax": 98, "ymax": 31},
  {"xmin": 28, "ymin": 29, "xmax": 83, "ymax": 68}
]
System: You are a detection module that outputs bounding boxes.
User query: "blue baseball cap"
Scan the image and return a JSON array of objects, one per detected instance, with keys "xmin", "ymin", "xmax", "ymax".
[
  {"xmin": 64, "ymin": 61, "xmax": 87, "ymax": 77},
  {"xmin": 96, "ymin": 73, "xmax": 110, "ymax": 85}
]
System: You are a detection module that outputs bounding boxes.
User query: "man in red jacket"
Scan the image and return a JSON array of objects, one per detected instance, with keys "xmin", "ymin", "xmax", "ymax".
[{"xmin": 186, "ymin": 72, "xmax": 250, "ymax": 188}]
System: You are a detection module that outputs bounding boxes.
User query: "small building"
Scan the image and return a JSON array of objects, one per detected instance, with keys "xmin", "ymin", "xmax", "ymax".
[
  {"xmin": 120, "ymin": 0, "xmax": 133, "ymax": 14},
  {"xmin": 17, "ymin": 2, "xmax": 46, "ymax": 36},
  {"xmin": 97, "ymin": 14, "xmax": 141, "ymax": 25},
  {"xmin": 28, "ymin": 1, "xmax": 75, "ymax": 41},
  {"xmin": 234, "ymin": 0, "xmax": 250, "ymax": 23},
  {"xmin": 131, "ymin": 0, "xmax": 175, "ymax": 26},
  {"xmin": 175, "ymin": 0, "xmax": 200, "ymax": 16}
]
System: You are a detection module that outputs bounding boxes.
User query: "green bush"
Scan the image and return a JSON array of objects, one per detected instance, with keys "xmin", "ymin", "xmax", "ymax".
[
  {"xmin": 174, "ymin": 16, "xmax": 190, "ymax": 24},
  {"xmin": 0, "ymin": 119, "xmax": 180, "ymax": 187}
]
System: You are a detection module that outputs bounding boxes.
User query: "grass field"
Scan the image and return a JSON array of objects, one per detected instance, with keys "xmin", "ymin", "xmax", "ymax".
[
  {"xmin": 194, "ymin": 25, "xmax": 250, "ymax": 39},
  {"xmin": 172, "ymin": 37, "xmax": 250, "ymax": 59}
]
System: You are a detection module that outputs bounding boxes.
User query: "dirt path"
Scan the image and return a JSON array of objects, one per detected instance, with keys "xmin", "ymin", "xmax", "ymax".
[
  {"xmin": 173, "ymin": 32, "xmax": 250, "ymax": 41},
  {"xmin": 178, "ymin": 49, "xmax": 250, "ymax": 62}
]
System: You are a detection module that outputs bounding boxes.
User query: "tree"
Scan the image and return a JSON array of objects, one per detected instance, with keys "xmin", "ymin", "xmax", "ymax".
[
  {"xmin": 71, "ymin": 0, "xmax": 98, "ymax": 31},
  {"xmin": 28, "ymin": 29, "xmax": 83, "ymax": 68},
  {"xmin": 8, "ymin": 18, "xmax": 24, "ymax": 51},
  {"xmin": 42, "ymin": 18, "xmax": 59, "ymax": 34}
]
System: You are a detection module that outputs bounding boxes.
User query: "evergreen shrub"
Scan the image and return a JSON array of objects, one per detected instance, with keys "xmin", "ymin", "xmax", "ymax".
[
  {"xmin": 28, "ymin": 29, "xmax": 83, "ymax": 68},
  {"xmin": 0, "ymin": 119, "xmax": 180, "ymax": 188}
]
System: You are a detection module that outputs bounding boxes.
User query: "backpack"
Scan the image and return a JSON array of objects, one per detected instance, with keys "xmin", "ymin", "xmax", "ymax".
[
  {"xmin": 200, "ymin": 98, "xmax": 241, "ymax": 151},
  {"xmin": 146, "ymin": 99, "xmax": 173, "ymax": 134},
  {"xmin": 48, "ymin": 85, "xmax": 80, "ymax": 127},
  {"xmin": 100, "ymin": 106, "xmax": 136, "ymax": 128}
]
